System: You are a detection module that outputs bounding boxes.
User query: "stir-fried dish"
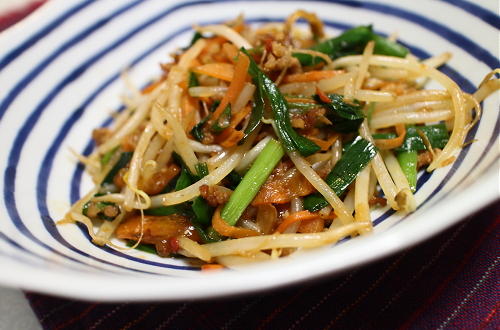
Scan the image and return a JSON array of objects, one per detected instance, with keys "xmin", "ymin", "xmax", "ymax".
[{"xmin": 60, "ymin": 11, "xmax": 499, "ymax": 268}]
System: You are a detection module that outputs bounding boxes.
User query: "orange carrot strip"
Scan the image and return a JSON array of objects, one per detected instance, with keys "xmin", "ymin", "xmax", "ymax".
[
  {"xmin": 316, "ymin": 86, "xmax": 331, "ymax": 103},
  {"xmin": 306, "ymin": 134, "xmax": 339, "ymax": 151},
  {"xmin": 232, "ymin": 23, "xmax": 245, "ymax": 33},
  {"xmin": 211, "ymin": 52, "xmax": 249, "ymax": 121},
  {"xmin": 275, "ymin": 210, "xmax": 319, "ymax": 233},
  {"xmin": 230, "ymin": 105, "xmax": 252, "ymax": 128},
  {"xmin": 182, "ymin": 92, "xmax": 198, "ymax": 132},
  {"xmin": 374, "ymin": 124, "xmax": 407, "ymax": 150},
  {"xmin": 141, "ymin": 79, "xmax": 163, "ymax": 94},
  {"xmin": 283, "ymin": 70, "xmax": 344, "ymax": 83},
  {"xmin": 201, "ymin": 264, "xmax": 225, "ymax": 272},
  {"xmin": 193, "ymin": 63, "xmax": 234, "ymax": 82},
  {"xmin": 222, "ymin": 43, "xmax": 239, "ymax": 63},
  {"xmin": 212, "ymin": 207, "xmax": 260, "ymax": 238},
  {"xmin": 217, "ymin": 127, "xmax": 244, "ymax": 148}
]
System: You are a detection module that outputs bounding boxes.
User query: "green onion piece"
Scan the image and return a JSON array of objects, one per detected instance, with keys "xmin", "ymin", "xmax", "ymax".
[
  {"xmin": 192, "ymin": 197, "xmax": 213, "ymax": 226},
  {"xmin": 315, "ymin": 93, "xmax": 364, "ymax": 133},
  {"xmin": 126, "ymin": 241, "xmax": 157, "ymax": 254},
  {"xmin": 145, "ymin": 205, "xmax": 192, "ymax": 217},
  {"xmin": 243, "ymin": 49, "xmax": 320, "ymax": 156},
  {"xmin": 240, "ymin": 72, "xmax": 264, "ymax": 143},
  {"xmin": 294, "ymin": 25, "xmax": 409, "ymax": 66},
  {"xmin": 190, "ymin": 97, "xmax": 219, "ymax": 143},
  {"xmin": 303, "ymin": 194, "xmax": 329, "ymax": 213},
  {"xmin": 372, "ymin": 34, "xmax": 409, "ymax": 58},
  {"xmin": 206, "ymin": 226, "xmax": 224, "ymax": 242},
  {"xmin": 188, "ymin": 71, "xmax": 199, "ymax": 88},
  {"xmin": 174, "ymin": 166, "xmax": 193, "ymax": 191},
  {"xmin": 101, "ymin": 151, "xmax": 133, "ymax": 185},
  {"xmin": 221, "ymin": 138, "xmax": 285, "ymax": 225},
  {"xmin": 372, "ymin": 124, "xmax": 449, "ymax": 152},
  {"xmin": 304, "ymin": 137, "xmax": 377, "ymax": 212},
  {"xmin": 396, "ymin": 124, "xmax": 449, "ymax": 152},
  {"xmin": 225, "ymin": 170, "xmax": 242, "ymax": 190},
  {"xmin": 190, "ymin": 115, "xmax": 210, "ymax": 142},
  {"xmin": 187, "ymin": 31, "xmax": 203, "ymax": 48},
  {"xmin": 100, "ymin": 146, "xmax": 118, "ymax": 167},
  {"xmin": 397, "ymin": 151, "xmax": 418, "ymax": 192},
  {"xmin": 195, "ymin": 162, "xmax": 209, "ymax": 178}
]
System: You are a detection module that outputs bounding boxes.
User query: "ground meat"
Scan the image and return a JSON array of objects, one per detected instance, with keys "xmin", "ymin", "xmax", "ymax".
[
  {"xmin": 85, "ymin": 202, "xmax": 119, "ymax": 219},
  {"xmin": 199, "ymin": 185, "xmax": 232, "ymax": 207},
  {"xmin": 140, "ymin": 164, "xmax": 181, "ymax": 195},
  {"xmin": 291, "ymin": 107, "xmax": 328, "ymax": 130},
  {"xmin": 262, "ymin": 41, "xmax": 300, "ymax": 74},
  {"xmin": 369, "ymin": 196, "xmax": 387, "ymax": 207},
  {"xmin": 102, "ymin": 204, "xmax": 120, "ymax": 218},
  {"xmin": 418, "ymin": 150, "xmax": 434, "ymax": 169},
  {"xmin": 85, "ymin": 203, "xmax": 101, "ymax": 218},
  {"xmin": 92, "ymin": 128, "xmax": 111, "ymax": 146}
]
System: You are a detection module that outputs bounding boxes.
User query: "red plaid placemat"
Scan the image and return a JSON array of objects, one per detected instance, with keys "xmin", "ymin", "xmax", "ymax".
[
  {"xmin": 2, "ymin": 3, "xmax": 499, "ymax": 329},
  {"xmin": 24, "ymin": 202, "xmax": 498, "ymax": 329}
]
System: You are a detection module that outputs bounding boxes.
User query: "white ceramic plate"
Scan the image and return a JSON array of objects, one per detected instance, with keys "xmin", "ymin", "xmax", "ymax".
[{"xmin": 0, "ymin": 0, "xmax": 498, "ymax": 301}]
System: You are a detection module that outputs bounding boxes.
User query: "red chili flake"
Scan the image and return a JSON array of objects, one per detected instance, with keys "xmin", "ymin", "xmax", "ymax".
[{"xmin": 169, "ymin": 237, "xmax": 180, "ymax": 253}]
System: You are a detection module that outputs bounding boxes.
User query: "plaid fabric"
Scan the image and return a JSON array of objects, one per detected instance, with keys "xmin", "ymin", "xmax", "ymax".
[
  {"xmin": 24, "ymin": 202, "xmax": 499, "ymax": 330},
  {"xmin": 3, "ymin": 3, "xmax": 499, "ymax": 329}
]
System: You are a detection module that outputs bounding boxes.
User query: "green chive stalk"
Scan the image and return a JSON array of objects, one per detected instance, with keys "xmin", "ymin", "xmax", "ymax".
[
  {"xmin": 397, "ymin": 151, "xmax": 418, "ymax": 192},
  {"xmin": 221, "ymin": 138, "xmax": 284, "ymax": 226}
]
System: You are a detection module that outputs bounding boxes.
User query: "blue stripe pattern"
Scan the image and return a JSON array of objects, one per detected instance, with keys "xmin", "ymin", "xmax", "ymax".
[
  {"xmin": 0, "ymin": 0, "xmax": 144, "ymax": 122},
  {"xmin": 0, "ymin": 0, "xmax": 94, "ymax": 71},
  {"xmin": 1, "ymin": 0, "xmax": 498, "ymax": 274},
  {"xmin": 440, "ymin": 0, "xmax": 500, "ymax": 29}
]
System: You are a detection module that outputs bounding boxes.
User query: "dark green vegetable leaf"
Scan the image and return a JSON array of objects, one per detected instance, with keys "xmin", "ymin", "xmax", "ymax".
[
  {"xmin": 304, "ymin": 136, "xmax": 377, "ymax": 211},
  {"xmin": 397, "ymin": 151, "xmax": 418, "ymax": 192},
  {"xmin": 188, "ymin": 71, "xmax": 199, "ymax": 88},
  {"xmin": 187, "ymin": 31, "xmax": 203, "ymax": 48},
  {"xmin": 240, "ymin": 72, "xmax": 264, "ymax": 144},
  {"xmin": 243, "ymin": 49, "xmax": 320, "ymax": 156},
  {"xmin": 397, "ymin": 124, "xmax": 449, "ymax": 152},
  {"xmin": 174, "ymin": 166, "xmax": 193, "ymax": 191},
  {"xmin": 192, "ymin": 196, "xmax": 213, "ymax": 226},
  {"xmin": 294, "ymin": 25, "xmax": 409, "ymax": 66},
  {"xmin": 315, "ymin": 93, "xmax": 364, "ymax": 133},
  {"xmin": 144, "ymin": 204, "xmax": 193, "ymax": 217},
  {"xmin": 190, "ymin": 114, "xmax": 210, "ymax": 142},
  {"xmin": 206, "ymin": 226, "xmax": 224, "ymax": 242},
  {"xmin": 373, "ymin": 124, "xmax": 449, "ymax": 152},
  {"xmin": 225, "ymin": 170, "xmax": 242, "ymax": 189},
  {"xmin": 101, "ymin": 151, "xmax": 133, "ymax": 185}
]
